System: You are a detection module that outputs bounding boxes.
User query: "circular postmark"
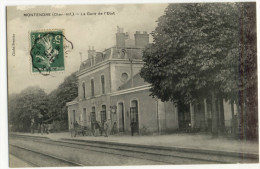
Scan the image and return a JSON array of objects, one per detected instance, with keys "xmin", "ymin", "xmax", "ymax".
[{"xmin": 30, "ymin": 30, "xmax": 73, "ymax": 76}]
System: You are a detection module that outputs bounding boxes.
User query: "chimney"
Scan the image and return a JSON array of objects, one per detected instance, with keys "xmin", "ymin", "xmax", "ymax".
[
  {"xmin": 88, "ymin": 46, "xmax": 96, "ymax": 65},
  {"xmin": 116, "ymin": 27, "xmax": 127, "ymax": 48},
  {"xmin": 134, "ymin": 31, "xmax": 149, "ymax": 48}
]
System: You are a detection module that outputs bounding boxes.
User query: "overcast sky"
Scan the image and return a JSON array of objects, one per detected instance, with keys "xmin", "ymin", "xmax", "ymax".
[{"xmin": 7, "ymin": 4, "xmax": 168, "ymax": 95}]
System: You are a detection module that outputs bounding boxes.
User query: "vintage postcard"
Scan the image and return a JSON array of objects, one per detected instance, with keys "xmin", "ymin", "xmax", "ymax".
[{"xmin": 6, "ymin": 2, "xmax": 258, "ymax": 168}]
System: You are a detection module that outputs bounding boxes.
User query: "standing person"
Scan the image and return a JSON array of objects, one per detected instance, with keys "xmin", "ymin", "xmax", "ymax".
[
  {"xmin": 110, "ymin": 122, "xmax": 117, "ymax": 135},
  {"xmin": 97, "ymin": 121, "xmax": 103, "ymax": 136},
  {"xmin": 91, "ymin": 120, "xmax": 96, "ymax": 136},
  {"xmin": 104, "ymin": 120, "xmax": 110, "ymax": 137},
  {"xmin": 130, "ymin": 121, "xmax": 135, "ymax": 136}
]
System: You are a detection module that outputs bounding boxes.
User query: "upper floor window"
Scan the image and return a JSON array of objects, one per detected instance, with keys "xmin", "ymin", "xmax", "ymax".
[
  {"xmin": 91, "ymin": 79, "xmax": 94, "ymax": 96},
  {"xmin": 82, "ymin": 82, "xmax": 86, "ymax": 99},
  {"xmin": 101, "ymin": 75, "xmax": 105, "ymax": 94}
]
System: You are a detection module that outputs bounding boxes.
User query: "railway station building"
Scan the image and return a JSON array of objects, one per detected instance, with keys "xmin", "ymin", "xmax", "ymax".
[{"xmin": 66, "ymin": 27, "xmax": 236, "ymax": 135}]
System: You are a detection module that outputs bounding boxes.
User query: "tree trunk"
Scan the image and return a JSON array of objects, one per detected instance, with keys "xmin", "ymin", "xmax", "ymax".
[
  {"xmin": 203, "ymin": 99, "xmax": 208, "ymax": 129},
  {"xmin": 236, "ymin": 102, "xmax": 243, "ymax": 140},
  {"xmin": 211, "ymin": 91, "xmax": 218, "ymax": 137},
  {"xmin": 219, "ymin": 97, "xmax": 225, "ymax": 133},
  {"xmin": 216, "ymin": 98, "xmax": 219, "ymax": 132},
  {"xmin": 190, "ymin": 103, "xmax": 195, "ymax": 129},
  {"xmin": 231, "ymin": 100, "xmax": 235, "ymax": 135}
]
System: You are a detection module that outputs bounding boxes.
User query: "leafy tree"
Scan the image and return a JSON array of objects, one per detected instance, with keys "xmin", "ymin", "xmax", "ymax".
[
  {"xmin": 8, "ymin": 86, "xmax": 48, "ymax": 132},
  {"xmin": 237, "ymin": 3, "xmax": 257, "ymax": 140},
  {"xmin": 8, "ymin": 72, "xmax": 78, "ymax": 132},
  {"xmin": 47, "ymin": 72, "xmax": 78, "ymax": 130},
  {"xmin": 141, "ymin": 3, "xmax": 239, "ymax": 102},
  {"xmin": 140, "ymin": 3, "xmax": 257, "ymax": 138}
]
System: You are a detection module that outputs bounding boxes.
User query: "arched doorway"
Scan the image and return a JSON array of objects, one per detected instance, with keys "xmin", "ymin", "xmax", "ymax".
[
  {"xmin": 118, "ymin": 102, "xmax": 125, "ymax": 132},
  {"xmin": 130, "ymin": 100, "xmax": 139, "ymax": 133}
]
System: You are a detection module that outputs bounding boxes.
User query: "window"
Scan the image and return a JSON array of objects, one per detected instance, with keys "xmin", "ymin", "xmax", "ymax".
[
  {"xmin": 101, "ymin": 75, "xmax": 105, "ymax": 94},
  {"xmin": 130, "ymin": 107, "xmax": 138, "ymax": 122},
  {"xmin": 91, "ymin": 79, "xmax": 94, "ymax": 96},
  {"xmin": 82, "ymin": 82, "xmax": 86, "ymax": 99},
  {"xmin": 91, "ymin": 107, "xmax": 96, "ymax": 122},
  {"xmin": 121, "ymin": 73, "xmax": 128, "ymax": 81},
  {"xmin": 101, "ymin": 105, "xmax": 106, "ymax": 125},
  {"xmin": 83, "ymin": 108, "xmax": 87, "ymax": 122},
  {"xmin": 130, "ymin": 100, "xmax": 139, "ymax": 133},
  {"xmin": 130, "ymin": 100, "xmax": 138, "ymax": 123}
]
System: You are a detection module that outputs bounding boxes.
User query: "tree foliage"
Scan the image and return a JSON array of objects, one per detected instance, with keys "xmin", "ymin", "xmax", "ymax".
[
  {"xmin": 47, "ymin": 72, "xmax": 78, "ymax": 121},
  {"xmin": 8, "ymin": 72, "xmax": 78, "ymax": 132},
  {"xmin": 141, "ymin": 3, "xmax": 241, "ymax": 103},
  {"xmin": 8, "ymin": 86, "xmax": 48, "ymax": 132}
]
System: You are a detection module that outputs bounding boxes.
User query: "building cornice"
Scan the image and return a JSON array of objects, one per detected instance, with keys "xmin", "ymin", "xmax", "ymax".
[
  {"xmin": 66, "ymin": 84, "xmax": 151, "ymax": 107},
  {"xmin": 110, "ymin": 84, "xmax": 151, "ymax": 96},
  {"xmin": 77, "ymin": 59, "xmax": 144, "ymax": 77},
  {"xmin": 66, "ymin": 100, "xmax": 79, "ymax": 106}
]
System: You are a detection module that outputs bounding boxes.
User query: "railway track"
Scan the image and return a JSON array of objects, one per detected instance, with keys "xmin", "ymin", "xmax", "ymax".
[
  {"xmin": 9, "ymin": 134, "xmax": 259, "ymax": 166},
  {"xmin": 9, "ymin": 143, "xmax": 84, "ymax": 167}
]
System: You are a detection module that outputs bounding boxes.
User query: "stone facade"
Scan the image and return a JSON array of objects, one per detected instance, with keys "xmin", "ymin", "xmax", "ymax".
[{"xmin": 66, "ymin": 28, "xmax": 178, "ymax": 134}]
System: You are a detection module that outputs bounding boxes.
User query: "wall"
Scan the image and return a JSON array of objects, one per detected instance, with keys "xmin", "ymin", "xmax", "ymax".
[
  {"xmin": 111, "ymin": 89, "xmax": 159, "ymax": 134},
  {"xmin": 78, "ymin": 65, "xmax": 111, "ymax": 100},
  {"xmin": 158, "ymin": 100, "xmax": 179, "ymax": 133},
  {"xmin": 110, "ymin": 62, "xmax": 143, "ymax": 92},
  {"xmin": 158, "ymin": 100, "xmax": 166, "ymax": 132},
  {"xmin": 78, "ymin": 95, "xmax": 111, "ymax": 128},
  {"xmin": 223, "ymin": 101, "xmax": 237, "ymax": 127},
  {"xmin": 164, "ymin": 102, "xmax": 179, "ymax": 132},
  {"xmin": 67, "ymin": 103, "xmax": 79, "ymax": 129},
  {"xmin": 192, "ymin": 99, "xmax": 237, "ymax": 130}
]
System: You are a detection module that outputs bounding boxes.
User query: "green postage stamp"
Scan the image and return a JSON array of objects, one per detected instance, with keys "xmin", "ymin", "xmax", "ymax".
[{"xmin": 30, "ymin": 30, "xmax": 65, "ymax": 73}]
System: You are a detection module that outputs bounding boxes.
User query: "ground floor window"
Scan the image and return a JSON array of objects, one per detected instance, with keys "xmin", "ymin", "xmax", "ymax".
[
  {"xmin": 91, "ymin": 107, "xmax": 96, "ymax": 123},
  {"xmin": 130, "ymin": 100, "xmax": 139, "ymax": 133},
  {"xmin": 130, "ymin": 107, "xmax": 138, "ymax": 123},
  {"xmin": 101, "ymin": 105, "xmax": 106, "ymax": 125},
  {"xmin": 130, "ymin": 100, "xmax": 138, "ymax": 123},
  {"xmin": 83, "ymin": 108, "xmax": 87, "ymax": 125},
  {"xmin": 118, "ymin": 102, "xmax": 125, "ymax": 132}
]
